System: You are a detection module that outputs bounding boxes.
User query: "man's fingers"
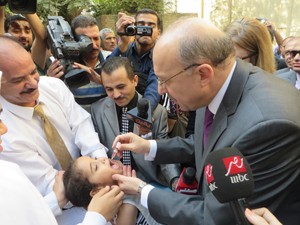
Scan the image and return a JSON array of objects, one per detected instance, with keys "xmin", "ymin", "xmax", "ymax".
[
  {"xmin": 93, "ymin": 186, "xmax": 110, "ymax": 197},
  {"xmin": 132, "ymin": 169, "xmax": 137, "ymax": 178}
]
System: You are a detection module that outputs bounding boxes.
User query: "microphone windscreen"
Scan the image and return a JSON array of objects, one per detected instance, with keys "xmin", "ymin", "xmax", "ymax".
[
  {"xmin": 137, "ymin": 98, "xmax": 149, "ymax": 119},
  {"xmin": 204, "ymin": 147, "xmax": 254, "ymax": 203}
]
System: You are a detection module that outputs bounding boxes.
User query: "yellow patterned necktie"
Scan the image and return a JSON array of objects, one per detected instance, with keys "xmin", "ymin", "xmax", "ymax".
[{"xmin": 34, "ymin": 104, "xmax": 72, "ymax": 170}]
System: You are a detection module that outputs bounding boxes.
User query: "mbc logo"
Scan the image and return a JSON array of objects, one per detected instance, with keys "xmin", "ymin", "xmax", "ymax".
[
  {"xmin": 223, "ymin": 156, "xmax": 246, "ymax": 176},
  {"xmin": 230, "ymin": 173, "xmax": 249, "ymax": 183}
]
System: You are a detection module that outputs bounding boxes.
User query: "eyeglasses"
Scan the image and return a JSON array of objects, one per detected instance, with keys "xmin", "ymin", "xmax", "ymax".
[
  {"xmin": 240, "ymin": 52, "xmax": 257, "ymax": 60},
  {"xmin": 284, "ymin": 50, "xmax": 300, "ymax": 58},
  {"xmin": 157, "ymin": 63, "xmax": 201, "ymax": 88}
]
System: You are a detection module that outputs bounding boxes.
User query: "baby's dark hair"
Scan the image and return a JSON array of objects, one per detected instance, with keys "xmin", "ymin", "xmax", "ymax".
[{"xmin": 63, "ymin": 160, "xmax": 98, "ymax": 208}]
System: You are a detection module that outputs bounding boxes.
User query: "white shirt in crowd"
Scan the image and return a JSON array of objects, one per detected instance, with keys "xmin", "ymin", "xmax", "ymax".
[{"xmin": 0, "ymin": 76, "xmax": 108, "ymax": 224}]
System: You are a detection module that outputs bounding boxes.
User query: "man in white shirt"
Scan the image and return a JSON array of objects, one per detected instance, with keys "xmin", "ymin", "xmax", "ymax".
[
  {"xmin": 0, "ymin": 70, "xmax": 123, "ymax": 225},
  {"xmin": 0, "ymin": 35, "xmax": 109, "ymax": 225}
]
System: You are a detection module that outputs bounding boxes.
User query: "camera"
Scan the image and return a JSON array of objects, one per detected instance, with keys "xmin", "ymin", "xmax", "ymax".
[
  {"xmin": 0, "ymin": 0, "xmax": 36, "ymax": 14},
  {"xmin": 47, "ymin": 16, "xmax": 93, "ymax": 90},
  {"xmin": 125, "ymin": 25, "xmax": 153, "ymax": 36}
]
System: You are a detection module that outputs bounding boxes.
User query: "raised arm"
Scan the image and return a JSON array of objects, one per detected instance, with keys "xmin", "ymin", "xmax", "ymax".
[{"xmin": 25, "ymin": 13, "xmax": 48, "ymax": 70}]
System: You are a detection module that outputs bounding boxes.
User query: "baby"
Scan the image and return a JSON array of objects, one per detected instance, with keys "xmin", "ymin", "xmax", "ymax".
[{"xmin": 63, "ymin": 156, "xmax": 161, "ymax": 225}]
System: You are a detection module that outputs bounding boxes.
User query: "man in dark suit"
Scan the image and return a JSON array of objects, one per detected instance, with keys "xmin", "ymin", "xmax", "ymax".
[
  {"xmin": 276, "ymin": 36, "xmax": 300, "ymax": 90},
  {"xmin": 91, "ymin": 57, "xmax": 180, "ymax": 189},
  {"xmin": 111, "ymin": 18, "xmax": 300, "ymax": 225}
]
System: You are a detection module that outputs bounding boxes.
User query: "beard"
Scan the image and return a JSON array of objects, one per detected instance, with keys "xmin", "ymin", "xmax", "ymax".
[
  {"xmin": 136, "ymin": 36, "xmax": 154, "ymax": 47},
  {"xmin": 24, "ymin": 44, "xmax": 32, "ymax": 51}
]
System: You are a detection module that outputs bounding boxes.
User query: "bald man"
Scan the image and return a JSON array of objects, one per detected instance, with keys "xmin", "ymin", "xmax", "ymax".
[
  {"xmin": 112, "ymin": 18, "xmax": 300, "ymax": 225},
  {"xmin": 0, "ymin": 35, "xmax": 113, "ymax": 225}
]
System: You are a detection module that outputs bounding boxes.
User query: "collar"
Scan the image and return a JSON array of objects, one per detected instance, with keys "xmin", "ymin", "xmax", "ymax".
[
  {"xmin": 208, "ymin": 61, "xmax": 237, "ymax": 115},
  {"xmin": 116, "ymin": 92, "xmax": 139, "ymax": 112},
  {"xmin": 0, "ymin": 96, "xmax": 35, "ymax": 120},
  {"xmin": 81, "ymin": 59, "xmax": 101, "ymax": 69},
  {"xmin": 132, "ymin": 42, "xmax": 153, "ymax": 59},
  {"xmin": 0, "ymin": 90, "xmax": 49, "ymax": 120}
]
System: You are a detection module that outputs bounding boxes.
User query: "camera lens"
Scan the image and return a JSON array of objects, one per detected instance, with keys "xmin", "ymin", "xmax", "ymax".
[{"xmin": 125, "ymin": 25, "xmax": 136, "ymax": 36}]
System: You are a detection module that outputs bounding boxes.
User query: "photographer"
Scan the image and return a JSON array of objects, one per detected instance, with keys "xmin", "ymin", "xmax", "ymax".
[
  {"xmin": 47, "ymin": 15, "xmax": 106, "ymax": 113},
  {"xmin": 108, "ymin": 9, "xmax": 161, "ymax": 113},
  {"xmin": 0, "ymin": 4, "xmax": 48, "ymax": 75}
]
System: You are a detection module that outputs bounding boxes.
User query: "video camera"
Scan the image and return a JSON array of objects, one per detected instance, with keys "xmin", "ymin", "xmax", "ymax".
[
  {"xmin": 122, "ymin": 25, "xmax": 153, "ymax": 36},
  {"xmin": 0, "ymin": 0, "xmax": 36, "ymax": 14},
  {"xmin": 47, "ymin": 16, "xmax": 93, "ymax": 90}
]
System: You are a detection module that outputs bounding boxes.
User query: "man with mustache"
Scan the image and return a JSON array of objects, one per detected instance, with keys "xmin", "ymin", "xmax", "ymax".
[
  {"xmin": 47, "ymin": 15, "xmax": 106, "ymax": 113},
  {"xmin": 0, "ymin": 35, "xmax": 108, "ymax": 225},
  {"xmin": 0, "ymin": 7, "xmax": 48, "ymax": 74}
]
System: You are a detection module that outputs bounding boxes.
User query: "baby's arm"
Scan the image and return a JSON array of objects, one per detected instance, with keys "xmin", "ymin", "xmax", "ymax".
[{"xmin": 116, "ymin": 203, "xmax": 138, "ymax": 225}]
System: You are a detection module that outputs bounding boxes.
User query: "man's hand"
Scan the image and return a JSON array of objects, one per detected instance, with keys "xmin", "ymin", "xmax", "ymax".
[
  {"xmin": 112, "ymin": 173, "xmax": 144, "ymax": 195},
  {"xmin": 112, "ymin": 132, "xmax": 151, "ymax": 158},
  {"xmin": 53, "ymin": 171, "xmax": 68, "ymax": 208},
  {"xmin": 245, "ymin": 208, "xmax": 282, "ymax": 225},
  {"xmin": 115, "ymin": 12, "xmax": 135, "ymax": 34},
  {"xmin": 72, "ymin": 62, "xmax": 103, "ymax": 84},
  {"xmin": 47, "ymin": 59, "xmax": 64, "ymax": 78},
  {"xmin": 115, "ymin": 12, "xmax": 135, "ymax": 53},
  {"xmin": 88, "ymin": 186, "xmax": 124, "ymax": 222}
]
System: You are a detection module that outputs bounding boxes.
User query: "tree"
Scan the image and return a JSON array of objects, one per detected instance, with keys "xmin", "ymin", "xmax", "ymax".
[{"xmin": 37, "ymin": 0, "xmax": 168, "ymax": 24}]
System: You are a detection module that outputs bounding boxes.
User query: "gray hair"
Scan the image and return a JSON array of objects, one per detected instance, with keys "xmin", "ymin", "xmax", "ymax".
[
  {"xmin": 99, "ymin": 28, "xmax": 115, "ymax": 40},
  {"xmin": 179, "ymin": 34, "xmax": 234, "ymax": 67}
]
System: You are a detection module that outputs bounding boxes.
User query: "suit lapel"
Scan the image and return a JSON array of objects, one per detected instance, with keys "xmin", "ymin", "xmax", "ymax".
[
  {"xmin": 288, "ymin": 71, "xmax": 297, "ymax": 84},
  {"xmin": 197, "ymin": 59, "xmax": 251, "ymax": 182},
  {"xmin": 103, "ymin": 100, "xmax": 120, "ymax": 137}
]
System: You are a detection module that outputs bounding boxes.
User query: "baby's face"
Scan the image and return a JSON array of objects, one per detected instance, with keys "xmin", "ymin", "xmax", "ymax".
[{"xmin": 76, "ymin": 156, "xmax": 123, "ymax": 186}]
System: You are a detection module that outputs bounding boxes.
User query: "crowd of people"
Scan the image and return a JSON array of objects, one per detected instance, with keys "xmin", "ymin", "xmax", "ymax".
[{"xmin": 0, "ymin": 4, "xmax": 299, "ymax": 225}]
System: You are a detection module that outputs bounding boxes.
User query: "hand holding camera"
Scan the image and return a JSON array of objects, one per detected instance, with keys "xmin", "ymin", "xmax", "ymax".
[{"xmin": 116, "ymin": 12, "xmax": 152, "ymax": 36}]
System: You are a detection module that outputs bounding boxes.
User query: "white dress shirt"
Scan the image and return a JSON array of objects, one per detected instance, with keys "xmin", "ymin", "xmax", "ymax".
[
  {"xmin": 295, "ymin": 73, "xmax": 300, "ymax": 90},
  {"xmin": 0, "ymin": 76, "xmax": 108, "ymax": 224}
]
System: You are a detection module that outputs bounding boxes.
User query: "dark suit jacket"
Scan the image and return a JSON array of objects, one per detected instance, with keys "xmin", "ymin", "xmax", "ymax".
[
  {"xmin": 146, "ymin": 60, "xmax": 300, "ymax": 225},
  {"xmin": 91, "ymin": 94, "xmax": 180, "ymax": 186}
]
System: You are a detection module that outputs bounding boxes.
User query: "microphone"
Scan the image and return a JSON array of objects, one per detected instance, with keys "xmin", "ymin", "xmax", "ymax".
[
  {"xmin": 126, "ymin": 98, "xmax": 153, "ymax": 129},
  {"xmin": 204, "ymin": 147, "xmax": 254, "ymax": 225},
  {"xmin": 175, "ymin": 167, "xmax": 198, "ymax": 195}
]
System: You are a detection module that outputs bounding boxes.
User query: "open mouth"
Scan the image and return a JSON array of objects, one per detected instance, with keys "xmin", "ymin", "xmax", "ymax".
[{"xmin": 109, "ymin": 159, "xmax": 122, "ymax": 170}]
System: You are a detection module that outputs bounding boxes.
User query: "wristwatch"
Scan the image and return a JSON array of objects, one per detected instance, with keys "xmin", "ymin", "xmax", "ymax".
[{"xmin": 137, "ymin": 181, "xmax": 147, "ymax": 194}]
